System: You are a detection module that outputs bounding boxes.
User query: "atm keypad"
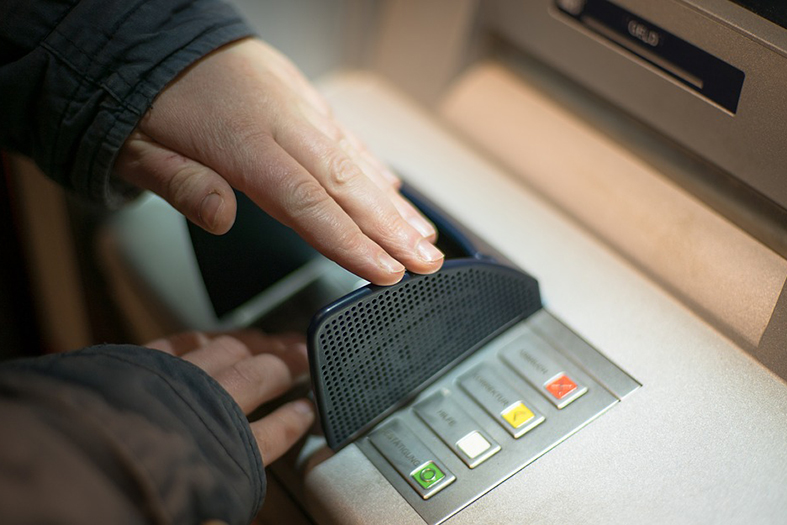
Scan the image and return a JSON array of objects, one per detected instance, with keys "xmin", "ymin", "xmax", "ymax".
[{"xmin": 357, "ymin": 312, "xmax": 639, "ymax": 525}]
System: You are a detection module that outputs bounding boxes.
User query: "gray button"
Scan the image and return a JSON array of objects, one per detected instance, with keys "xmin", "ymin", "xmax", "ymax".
[
  {"xmin": 459, "ymin": 365, "xmax": 544, "ymax": 438},
  {"xmin": 415, "ymin": 389, "xmax": 501, "ymax": 468},
  {"xmin": 369, "ymin": 418, "xmax": 456, "ymax": 499},
  {"xmin": 500, "ymin": 327, "xmax": 588, "ymax": 409}
]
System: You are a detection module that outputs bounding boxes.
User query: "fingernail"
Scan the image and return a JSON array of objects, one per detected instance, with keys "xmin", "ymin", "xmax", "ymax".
[
  {"xmin": 409, "ymin": 216, "xmax": 436, "ymax": 238},
  {"xmin": 417, "ymin": 239, "xmax": 444, "ymax": 263},
  {"xmin": 199, "ymin": 192, "xmax": 224, "ymax": 231},
  {"xmin": 292, "ymin": 399, "xmax": 314, "ymax": 416},
  {"xmin": 378, "ymin": 252, "xmax": 405, "ymax": 274}
]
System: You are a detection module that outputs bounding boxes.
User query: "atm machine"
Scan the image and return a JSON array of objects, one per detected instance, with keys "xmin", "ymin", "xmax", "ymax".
[{"xmin": 99, "ymin": 1, "xmax": 787, "ymax": 523}]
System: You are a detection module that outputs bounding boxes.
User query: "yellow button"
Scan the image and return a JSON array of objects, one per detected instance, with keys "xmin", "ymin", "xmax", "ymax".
[{"xmin": 501, "ymin": 402, "xmax": 535, "ymax": 429}]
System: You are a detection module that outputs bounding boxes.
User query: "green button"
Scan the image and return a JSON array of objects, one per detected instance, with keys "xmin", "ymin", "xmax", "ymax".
[{"xmin": 411, "ymin": 461, "xmax": 445, "ymax": 489}]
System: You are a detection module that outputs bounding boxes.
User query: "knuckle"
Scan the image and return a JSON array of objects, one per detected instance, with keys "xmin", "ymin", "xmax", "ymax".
[
  {"xmin": 237, "ymin": 125, "xmax": 274, "ymax": 149},
  {"xmin": 286, "ymin": 178, "xmax": 332, "ymax": 219},
  {"xmin": 324, "ymin": 151, "xmax": 360, "ymax": 189},
  {"xmin": 162, "ymin": 162, "xmax": 203, "ymax": 206},
  {"xmin": 370, "ymin": 212, "xmax": 410, "ymax": 244},
  {"xmin": 336, "ymin": 228, "xmax": 370, "ymax": 255},
  {"xmin": 228, "ymin": 360, "xmax": 261, "ymax": 387}
]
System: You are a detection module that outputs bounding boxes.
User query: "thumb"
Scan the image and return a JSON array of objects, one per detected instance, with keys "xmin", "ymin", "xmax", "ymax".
[{"xmin": 115, "ymin": 131, "xmax": 237, "ymax": 234}]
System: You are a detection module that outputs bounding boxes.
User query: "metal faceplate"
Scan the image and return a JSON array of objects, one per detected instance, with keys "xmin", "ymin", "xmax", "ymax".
[{"xmin": 357, "ymin": 309, "xmax": 639, "ymax": 525}]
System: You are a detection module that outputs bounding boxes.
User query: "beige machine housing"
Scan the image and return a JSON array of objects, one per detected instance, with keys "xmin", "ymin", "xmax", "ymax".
[{"xmin": 301, "ymin": 1, "xmax": 787, "ymax": 523}]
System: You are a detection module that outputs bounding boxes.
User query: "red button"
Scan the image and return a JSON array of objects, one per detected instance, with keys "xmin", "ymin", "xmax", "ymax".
[{"xmin": 545, "ymin": 374, "xmax": 577, "ymax": 400}]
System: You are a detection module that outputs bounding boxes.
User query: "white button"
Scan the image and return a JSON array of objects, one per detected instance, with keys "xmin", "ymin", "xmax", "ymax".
[
  {"xmin": 456, "ymin": 431, "xmax": 492, "ymax": 460},
  {"xmin": 414, "ymin": 390, "xmax": 501, "ymax": 468}
]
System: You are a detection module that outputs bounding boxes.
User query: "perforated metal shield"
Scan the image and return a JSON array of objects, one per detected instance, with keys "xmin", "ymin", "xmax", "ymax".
[{"xmin": 308, "ymin": 259, "xmax": 541, "ymax": 449}]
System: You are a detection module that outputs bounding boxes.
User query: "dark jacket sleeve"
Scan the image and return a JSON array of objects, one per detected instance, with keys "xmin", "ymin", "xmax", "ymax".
[
  {"xmin": 0, "ymin": 0, "xmax": 254, "ymax": 206},
  {"xmin": 0, "ymin": 345, "xmax": 265, "ymax": 525}
]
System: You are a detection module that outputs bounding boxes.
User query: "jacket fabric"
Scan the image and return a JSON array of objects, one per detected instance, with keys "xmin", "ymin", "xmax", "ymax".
[
  {"xmin": 0, "ymin": 0, "xmax": 253, "ymax": 206},
  {"xmin": 0, "ymin": 345, "xmax": 266, "ymax": 524}
]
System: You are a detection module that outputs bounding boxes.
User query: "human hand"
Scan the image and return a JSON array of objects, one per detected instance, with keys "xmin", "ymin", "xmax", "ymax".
[
  {"xmin": 146, "ymin": 329, "xmax": 314, "ymax": 465},
  {"xmin": 116, "ymin": 38, "xmax": 443, "ymax": 286}
]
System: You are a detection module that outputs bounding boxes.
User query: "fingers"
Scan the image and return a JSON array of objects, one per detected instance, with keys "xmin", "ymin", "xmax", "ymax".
[
  {"xmin": 146, "ymin": 328, "xmax": 315, "ymax": 466},
  {"xmin": 170, "ymin": 332, "xmax": 308, "ymax": 413},
  {"xmin": 390, "ymin": 193, "xmax": 438, "ymax": 243},
  {"xmin": 295, "ymin": 108, "xmax": 437, "ymax": 242},
  {"xmin": 145, "ymin": 329, "xmax": 284, "ymax": 359},
  {"xmin": 232, "ymin": 138, "xmax": 409, "ymax": 285},
  {"xmin": 228, "ymin": 331, "xmax": 309, "ymax": 376},
  {"xmin": 180, "ymin": 335, "xmax": 255, "ymax": 376},
  {"xmin": 274, "ymin": 123, "xmax": 443, "ymax": 276},
  {"xmin": 305, "ymin": 115, "xmax": 436, "ymax": 243},
  {"xmin": 116, "ymin": 131, "xmax": 237, "ymax": 235},
  {"xmin": 251, "ymin": 399, "xmax": 315, "ymax": 465},
  {"xmin": 308, "ymin": 117, "xmax": 401, "ymax": 190},
  {"xmin": 211, "ymin": 343, "xmax": 309, "ymax": 413},
  {"xmin": 182, "ymin": 332, "xmax": 308, "ymax": 378},
  {"xmin": 212, "ymin": 354, "xmax": 297, "ymax": 413},
  {"xmin": 146, "ymin": 330, "xmax": 309, "ymax": 397}
]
